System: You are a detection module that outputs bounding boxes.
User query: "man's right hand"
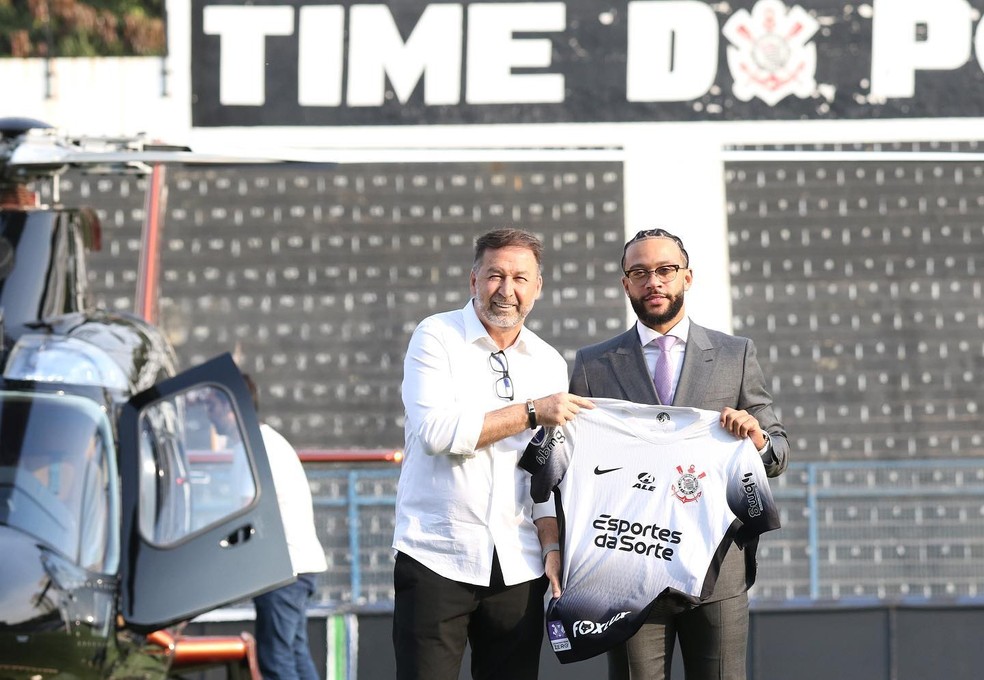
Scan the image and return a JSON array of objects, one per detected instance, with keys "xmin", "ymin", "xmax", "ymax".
[
  {"xmin": 532, "ymin": 393, "xmax": 594, "ymax": 427},
  {"xmin": 478, "ymin": 393, "xmax": 593, "ymax": 449}
]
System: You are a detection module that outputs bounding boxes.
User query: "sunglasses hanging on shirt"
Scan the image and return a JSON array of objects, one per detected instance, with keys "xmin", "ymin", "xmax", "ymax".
[{"xmin": 489, "ymin": 350, "xmax": 514, "ymax": 401}]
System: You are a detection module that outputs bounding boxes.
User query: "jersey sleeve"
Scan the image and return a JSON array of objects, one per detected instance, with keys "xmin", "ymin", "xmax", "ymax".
[
  {"xmin": 726, "ymin": 444, "xmax": 782, "ymax": 546},
  {"xmin": 518, "ymin": 425, "xmax": 571, "ymax": 503}
]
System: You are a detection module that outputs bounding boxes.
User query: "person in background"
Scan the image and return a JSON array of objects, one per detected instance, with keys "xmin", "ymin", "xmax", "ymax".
[
  {"xmin": 241, "ymin": 373, "xmax": 328, "ymax": 680},
  {"xmin": 564, "ymin": 228, "xmax": 789, "ymax": 680},
  {"xmin": 392, "ymin": 228, "xmax": 594, "ymax": 680}
]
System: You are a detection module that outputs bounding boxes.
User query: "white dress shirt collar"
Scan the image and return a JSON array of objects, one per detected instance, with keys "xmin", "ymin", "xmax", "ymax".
[
  {"xmin": 465, "ymin": 298, "xmax": 534, "ymax": 354},
  {"xmin": 636, "ymin": 316, "xmax": 691, "ymax": 347}
]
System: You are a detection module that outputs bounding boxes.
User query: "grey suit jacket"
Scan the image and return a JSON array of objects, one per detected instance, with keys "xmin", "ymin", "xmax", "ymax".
[{"xmin": 569, "ymin": 322, "xmax": 789, "ymax": 601}]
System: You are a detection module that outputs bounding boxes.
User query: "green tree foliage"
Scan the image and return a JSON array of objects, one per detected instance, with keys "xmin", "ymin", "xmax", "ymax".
[{"xmin": 0, "ymin": 0, "xmax": 166, "ymax": 57}]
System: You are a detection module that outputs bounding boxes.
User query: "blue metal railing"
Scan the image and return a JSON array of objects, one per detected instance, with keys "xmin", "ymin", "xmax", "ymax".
[
  {"xmin": 766, "ymin": 459, "xmax": 984, "ymax": 602},
  {"xmin": 308, "ymin": 467, "xmax": 398, "ymax": 605},
  {"xmin": 306, "ymin": 458, "xmax": 984, "ymax": 608}
]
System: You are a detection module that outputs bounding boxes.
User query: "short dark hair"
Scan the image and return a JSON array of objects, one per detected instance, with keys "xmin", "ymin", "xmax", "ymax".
[
  {"xmin": 241, "ymin": 372, "xmax": 260, "ymax": 414},
  {"xmin": 473, "ymin": 228, "xmax": 543, "ymax": 271},
  {"xmin": 621, "ymin": 228, "xmax": 690, "ymax": 270}
]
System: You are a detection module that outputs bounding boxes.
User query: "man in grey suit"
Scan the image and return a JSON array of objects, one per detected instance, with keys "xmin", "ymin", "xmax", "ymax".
[{"xmin": 564, "ymin": 228, "xmax": 789, "ymax": 680}]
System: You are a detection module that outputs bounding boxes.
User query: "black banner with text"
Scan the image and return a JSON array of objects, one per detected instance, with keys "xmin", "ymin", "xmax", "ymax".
[{"xmin": 191, "ymin": 0, "xmax": 984, "ymax": 126}]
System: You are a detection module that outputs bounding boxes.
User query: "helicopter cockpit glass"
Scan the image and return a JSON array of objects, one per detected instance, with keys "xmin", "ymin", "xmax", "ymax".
[
  {"xmin": 3, "ymin": 334, "xmax": 130, "ymax": 391},
  {"xmin": 0, "ymin": 391, "xmax": 120, "ymax": 573},
  {"xmin": 137, "ymin": 384, "xmax": 257, "ymax": 546}
]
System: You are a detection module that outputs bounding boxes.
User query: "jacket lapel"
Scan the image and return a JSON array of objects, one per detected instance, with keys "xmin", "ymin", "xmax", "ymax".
[
  {"xmin": 608, "ymin": 330, "xmax": 659, "ymax": 405},
  {"xmin": 675, "ymin": 323, "xmax": 716, "ymax": 406}
]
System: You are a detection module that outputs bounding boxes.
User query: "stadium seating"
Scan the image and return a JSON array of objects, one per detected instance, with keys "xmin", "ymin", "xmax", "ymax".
[{"xmin": 48, "ymin": 152, "xmax": 984, "ymax": 606}]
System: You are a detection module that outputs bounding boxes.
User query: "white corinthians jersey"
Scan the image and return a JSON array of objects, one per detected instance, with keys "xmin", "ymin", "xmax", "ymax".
[{"xmin": 519, "ymin": 399, "xmax": 780, "ymax": 663}]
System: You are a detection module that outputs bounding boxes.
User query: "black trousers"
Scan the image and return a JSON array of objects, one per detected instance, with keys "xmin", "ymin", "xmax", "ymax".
[{"xmin": 392, "ymin": 551, "xmax": 547, "ymax": 680}]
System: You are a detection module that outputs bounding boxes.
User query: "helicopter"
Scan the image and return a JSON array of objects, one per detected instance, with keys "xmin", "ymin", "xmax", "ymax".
[{"xmin": 0, "ymin": 116, "xmax": 302, "ymax": 679}]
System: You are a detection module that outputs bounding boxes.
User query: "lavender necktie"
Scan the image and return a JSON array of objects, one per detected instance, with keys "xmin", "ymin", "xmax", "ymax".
[{"xmin": 653, "ymin": 335, "xmax": 676, "ymax": 405}]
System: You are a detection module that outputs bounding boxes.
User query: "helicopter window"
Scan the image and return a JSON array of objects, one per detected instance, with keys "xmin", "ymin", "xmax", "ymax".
[
  {"xmin": 0, "ymin": 391, "xmax": 118, "ymax": 569},
  {"xmin": 137, "ymin": 394, "xmax": 195, "ymax": 545},
  {"xmin": 193, "ymin": 386, "xmax": 257, "ymax": 520},
  {"xmin": 77, "ymin": 425, "xmax": 119, "ymax": 573},
  {"xmin": 137, "ymin": 416, "xmax": 191, "ymax": 544},
  {"xmin": 136, "ymin": 385, "xmax": 257, "ymax": 545}
]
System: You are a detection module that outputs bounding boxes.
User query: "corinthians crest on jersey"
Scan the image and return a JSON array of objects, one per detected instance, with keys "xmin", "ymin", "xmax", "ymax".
[{"xmin": 672, "ymin": 464, "xmax": 707, "ymax": 503}]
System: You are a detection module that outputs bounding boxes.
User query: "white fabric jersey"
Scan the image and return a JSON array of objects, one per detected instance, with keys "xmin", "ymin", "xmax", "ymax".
[
  {"xmin": 261, "ymin": 423, "xmax": 327, "ymax": 575},
  {"xmin": 519, "ymin": 399, "xmax": 780, "ymax": 663}
]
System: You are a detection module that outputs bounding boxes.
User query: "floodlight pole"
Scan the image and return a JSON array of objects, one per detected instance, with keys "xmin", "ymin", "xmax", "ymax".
[{"xmin": 135, "ymin": 164, "xmax": 168, "ymax": 324}]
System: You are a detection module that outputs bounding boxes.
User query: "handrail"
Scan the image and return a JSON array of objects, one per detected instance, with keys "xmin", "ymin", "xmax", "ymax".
[
  {"xmin": 148, "ymin": 629, "xmax": 261, "ymax": 680},
  {"xmin": 298, "ymin": 449, "xmax": 403, "ymax": 464},
  {"xmin": 186, "ymin": 448, "xmax": 403, "ymax": 464}
]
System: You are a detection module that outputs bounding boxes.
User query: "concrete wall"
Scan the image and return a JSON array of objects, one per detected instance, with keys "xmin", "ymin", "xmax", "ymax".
[{"xmin": 185, "ymin": 603, "xmax": 984, "ymax": 680}]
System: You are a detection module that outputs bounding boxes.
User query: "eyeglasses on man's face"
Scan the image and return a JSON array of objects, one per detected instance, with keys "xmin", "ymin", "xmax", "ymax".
[
  {"xmin": 489, "ymin": 350, "xmax": 514, "ymax": 401},
  {"xmin": 623, "ymin": 264, "xmax": 685, "ymax": 284}
]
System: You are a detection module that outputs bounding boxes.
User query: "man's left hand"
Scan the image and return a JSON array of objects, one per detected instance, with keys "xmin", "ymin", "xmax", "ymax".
[{"xmin": 719, "ymin": 407, "xmax": 767, "ymax": 450}]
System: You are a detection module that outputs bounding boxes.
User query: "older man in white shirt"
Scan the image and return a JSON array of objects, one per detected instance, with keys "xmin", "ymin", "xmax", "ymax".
[{"xmin": 393, "ymin": 228, "xmax": 593, "ymax": 680}]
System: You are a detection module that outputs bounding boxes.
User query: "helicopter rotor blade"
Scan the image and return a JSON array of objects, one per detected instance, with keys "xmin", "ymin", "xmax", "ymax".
[
  {"xmin": 3, "ymin": 126, "xmax": 333, "ymax": 184},
  {"xmin": 9, "ymin": 146, "xmax": 299, "ymax": 171}
]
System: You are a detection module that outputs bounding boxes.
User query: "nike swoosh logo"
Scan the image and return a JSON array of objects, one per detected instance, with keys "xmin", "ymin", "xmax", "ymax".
[{"xmin": 594, "ymin": 466, "xmax": 622, "ymax": 475}]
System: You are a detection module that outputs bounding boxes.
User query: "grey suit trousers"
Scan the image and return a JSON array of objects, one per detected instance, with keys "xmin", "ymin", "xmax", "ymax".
[{"xmin": 608, "ymin": 592, "xmax": 749, "ymax": 680}]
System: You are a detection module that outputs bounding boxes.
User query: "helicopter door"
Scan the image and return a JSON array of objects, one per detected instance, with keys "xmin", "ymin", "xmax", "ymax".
[{"xmin": 117, "ymin": 353, "xmax": 293, "ymax": 632}]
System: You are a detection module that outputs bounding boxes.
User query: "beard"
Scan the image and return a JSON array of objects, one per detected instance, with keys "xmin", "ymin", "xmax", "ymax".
[
  {"xmin": 630, "ymin": 290, "xmax": 685, "ymax": 328},
  {"xmin": 475, "ymin": 295, "xmax": 531, "ymax": 329}
]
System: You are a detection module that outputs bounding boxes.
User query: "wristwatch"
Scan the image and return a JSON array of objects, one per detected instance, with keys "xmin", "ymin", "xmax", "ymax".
[
  {"xmin": 757, "ymin": 431, "xmax": 772, "ymax": 455},
  {"xmin": 526, "ymin": 399, "xmax": 538, "ymax": 429}
]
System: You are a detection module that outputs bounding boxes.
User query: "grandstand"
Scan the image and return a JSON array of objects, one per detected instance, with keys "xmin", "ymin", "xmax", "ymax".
[
  {"xmin": 727, "ymin": 146, "xmax": 984, "ymax": 605},
  {"xmin": 56, "ymin": 150, "xmax": 984, "ymax": 608},
  {"xmin": 68, "ymin": 161, "xmax": 627, "ymax": 448},
  {"xmin": 51, "ymin": 150, "xmax": 984, "ymax": 676}
]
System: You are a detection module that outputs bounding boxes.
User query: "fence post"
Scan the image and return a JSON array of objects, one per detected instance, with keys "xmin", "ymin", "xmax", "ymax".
[
  {"xmin": 347, "ymin": 469, "xmax": 362, "ymax": 602},
  {"xmin": 807, "ymin": 463, "xmax": 820, "ymax": 600}
]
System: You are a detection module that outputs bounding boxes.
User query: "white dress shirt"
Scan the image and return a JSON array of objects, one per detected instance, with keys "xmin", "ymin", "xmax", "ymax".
[
  {"xmin": 261, "ymin": 423, "xmax": 328, "ymax": 575},
  {"xmin": 638, "ymin": 316, "xmax": 691, "ymax": 401},
  {"xmin": 394, "ymin": 300, "xmax": 569, "ymax": 587}
]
